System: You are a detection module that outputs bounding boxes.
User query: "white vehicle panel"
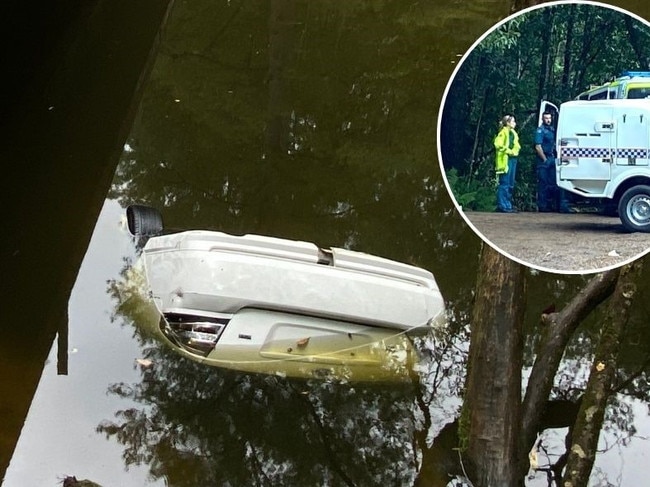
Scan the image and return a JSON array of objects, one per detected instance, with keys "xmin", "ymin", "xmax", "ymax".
[{"xmin": 143, "ymin": 230, "xmax": 445, "ymax": 331}]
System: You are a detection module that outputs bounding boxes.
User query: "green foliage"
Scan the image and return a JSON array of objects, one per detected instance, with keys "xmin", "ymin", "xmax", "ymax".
[
  {"xmin": 111, "ymin": 0, "xmax": 466, "ymax": 252},
  {"xmin": 478, "ymin": 17, "xmax": 524, "ymax": 53},
  {"xmin": 440, "ymin": 3, "xmax": 650, "ymax": 203},
  {"xmin": 446, "ymin": 167, "xmax": 496, "ymax": 211}
]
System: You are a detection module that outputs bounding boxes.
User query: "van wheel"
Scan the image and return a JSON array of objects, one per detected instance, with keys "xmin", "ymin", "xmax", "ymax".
[
  {"xmin": 618, "ymin": 186, "xmax": 650, "ymax": 232},
  {"xmin": 126, "ymin": 205, "xmax": 164, "ymax": 236}
]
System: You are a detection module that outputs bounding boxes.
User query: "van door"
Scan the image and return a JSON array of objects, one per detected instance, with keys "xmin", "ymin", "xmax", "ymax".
[
  {"xmin": 557, "ymin": 104, "xmax": 613, "ymax": 182},
  {"xmin": 615, "ymin": 108, "xmax": 650, "ymax": 167}
]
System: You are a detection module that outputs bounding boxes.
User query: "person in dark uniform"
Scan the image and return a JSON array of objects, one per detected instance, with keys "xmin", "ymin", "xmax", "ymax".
[
  {"xmin": 534, "ymin": 111, "xmax": 557, "ymax": 212},
  {"xmin": 534, "ymin": 111, "xmax": 573, "ymax": 213}
]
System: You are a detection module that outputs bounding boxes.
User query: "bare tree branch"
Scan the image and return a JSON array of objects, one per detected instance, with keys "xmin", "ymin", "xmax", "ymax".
[
  {"xmin": 563, "ymin": 261, "xmax": 643, "ymax": 486},
  {"xmin": 519, "ymin": 269, "xmax": 620, "ymax": 473}
]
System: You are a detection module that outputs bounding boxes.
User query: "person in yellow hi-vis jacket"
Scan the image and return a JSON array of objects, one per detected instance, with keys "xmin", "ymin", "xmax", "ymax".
[{"xmin": 493, "ymin": 114, "xmax": 521, "ymax": 212}]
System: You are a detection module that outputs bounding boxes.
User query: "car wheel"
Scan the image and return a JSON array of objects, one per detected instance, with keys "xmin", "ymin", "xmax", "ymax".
[
  {"xmin": 618, "ymin": 185, "xmax": 650, "ymax": 233},
  {"xmin": 126, "ymin": 205, "xmax": 164, "ymax": 236}
]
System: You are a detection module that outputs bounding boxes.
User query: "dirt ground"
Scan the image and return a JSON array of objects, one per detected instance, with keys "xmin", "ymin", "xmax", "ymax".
[{"xmin": 462, "ymin": 210, "xmax": 650, "ymax": 273}]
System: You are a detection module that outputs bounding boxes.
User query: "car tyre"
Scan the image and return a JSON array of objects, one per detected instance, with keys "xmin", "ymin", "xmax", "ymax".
[
  {"xmin": 618, "ymin": 185, "xmax": 650, "ymax": 233},
  {"xmin": 126, "ymin": 205, "xmax": 164, "ymax": 236}
]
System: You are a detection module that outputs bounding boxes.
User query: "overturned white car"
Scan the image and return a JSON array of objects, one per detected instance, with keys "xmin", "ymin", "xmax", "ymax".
[{"xmin": 127, "ymin": 205, "xmax": 446, "ymax": 380}]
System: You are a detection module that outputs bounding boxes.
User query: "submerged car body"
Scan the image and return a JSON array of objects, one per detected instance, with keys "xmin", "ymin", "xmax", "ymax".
[
  {"xmin": 144, "ymin": 230, "xmax": 444, "ymax": 330},
  {"xmin": 128, "ymin": 206, "xmax": 446, "ymax": 380}
]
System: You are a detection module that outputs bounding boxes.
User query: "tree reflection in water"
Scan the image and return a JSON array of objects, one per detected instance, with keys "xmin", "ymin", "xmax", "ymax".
[
  {"xmin": 98, "ymin": 0, "xmax": 650, "ymax": 484},
  {"xmin": 102, "ymin": 267, "xmax": 470, "ymax": 487},
  {"xmin": 103, "ymin": 261, "xmax": 650, "ymax": 486}
]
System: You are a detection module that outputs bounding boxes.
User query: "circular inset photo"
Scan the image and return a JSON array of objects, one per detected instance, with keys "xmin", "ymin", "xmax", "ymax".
[{"xmin": 438, "ymin": 0, "xmax": 650, "ymax": 274}]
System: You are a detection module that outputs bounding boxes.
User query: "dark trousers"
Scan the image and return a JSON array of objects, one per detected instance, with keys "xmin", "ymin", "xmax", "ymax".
[{"xmin": 536, "ymin": 161, "xmax": 555, "ymax": 211}]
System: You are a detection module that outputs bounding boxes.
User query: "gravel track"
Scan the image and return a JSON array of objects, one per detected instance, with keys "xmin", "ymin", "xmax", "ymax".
[{"xmin": 462, "ymin": 211, "xmax": 650, "ymax": 274}]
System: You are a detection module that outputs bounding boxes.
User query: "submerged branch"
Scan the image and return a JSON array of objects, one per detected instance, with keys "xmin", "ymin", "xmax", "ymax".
[{"xmin": 520, "ymin": 269, "xmax": 620, "ymax": 472}]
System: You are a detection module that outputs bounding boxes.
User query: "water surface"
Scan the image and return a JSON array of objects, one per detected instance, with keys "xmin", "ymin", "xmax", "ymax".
[{"xmin": 4, "ymin": 1, "xmax": 650, "ymax": 486}]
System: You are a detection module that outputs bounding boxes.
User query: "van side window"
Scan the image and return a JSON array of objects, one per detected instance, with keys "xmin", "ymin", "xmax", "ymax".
[
  {"xmin": 589, "ymin": 89, "xmax": 609, "ymax": 100},
  {"xmin": 627, "ymin": 87, "xmax": 650, "ymax": 99}
]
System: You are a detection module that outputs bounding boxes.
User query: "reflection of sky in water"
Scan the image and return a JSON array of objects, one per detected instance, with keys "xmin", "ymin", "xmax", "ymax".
[
  {"xmin": 593, "ymin": 398, "xmax": 650, "ymax": 486},
  {"xmin": 526, "ymin": 397, "xmax": 650, "ymax": 486},
  {"xmin": 3, "ymin": 199, "xmax": 649, "ymax": 486},
  {"xmin": 3, "ymin": 1, "xmax": 649, "ymax": 481},
  {"xmin": 3, "ymin": 200, "xmax": 164, "ymax": 486},
  {"xmin": 521, "ymin": 380, "xmax": 650, "ymax": 487}
]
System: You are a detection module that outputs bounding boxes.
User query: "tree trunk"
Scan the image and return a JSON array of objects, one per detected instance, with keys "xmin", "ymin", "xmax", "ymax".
[
  {"xmin": 266, "ymin": 0, "xmax": 297, "ymax": 156},
  {"xmin": 467, "ymin": 85, "xmax": 489, "ymax": 189},
  {"xmin": 573, "ymin": 16, "xmax": 617, "ymax": 94},
  {"xmin": 519, "ymin": 270, "xmax": 619, "ymax": 475},
  {"xmin": 255, "ymin": 0, "xmax": 299, "ymax": 233},
  {"xmin": 461, "ymin": 245, "xmax": 526, "ymax": 487},
  {"xmin": 562, "ymin": 262, "xmax": 643, "ymax": 487},
  {"xmin": 560, "ymin": 4, "xmax": 577, "ymax": 98},
  {"xmin": 624, "ymin": 15, "xmax": 650, "ymax": 69},
  {"xmin": 536, "ymin": 7, "xmax": 553, "ymax": 103}
]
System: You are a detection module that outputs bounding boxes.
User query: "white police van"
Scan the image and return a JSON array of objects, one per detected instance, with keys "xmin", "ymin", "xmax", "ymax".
[{"xmin": 540, "ymin": 99, "xmax": 650, "ymax": 232}]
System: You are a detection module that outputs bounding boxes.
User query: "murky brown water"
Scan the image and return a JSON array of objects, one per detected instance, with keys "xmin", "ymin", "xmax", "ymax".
[{"xmin": 3, "ymin": 1, "xmax": 650, "ymax": 486}]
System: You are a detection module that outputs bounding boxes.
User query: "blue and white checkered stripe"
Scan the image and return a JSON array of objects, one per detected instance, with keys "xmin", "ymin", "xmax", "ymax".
[
  {"xmin": 560, "ymin": 147, "xmax": 648, "ymax": 158},
  {"xmin": 617, "ymin": 148, "xmax": 647, "ymax": 158}
]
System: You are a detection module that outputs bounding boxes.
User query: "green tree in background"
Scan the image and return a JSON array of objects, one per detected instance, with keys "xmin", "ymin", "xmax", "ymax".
[
  {"xmin": 440, "ymin": 3, "xmax": 650, "ymax": 211},
  {"xmin": 101, "ymin": 1, "xmax": 650, "ymax": 486},
  {"xmin": 111, "ymin": 0, "xmax": 480, "ymax": 262}
]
